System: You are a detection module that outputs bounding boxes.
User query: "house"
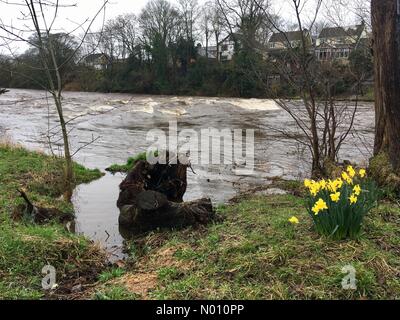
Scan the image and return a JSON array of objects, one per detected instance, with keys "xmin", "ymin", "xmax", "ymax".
[
  {"xmin": 196, "ymin": 44, "xmax": 219, "ymax": 60},
  {"xmin": 268, "ymin": 30, "xmax": 312, "ymax": 51},
  {"xmin": 196, "ymin": 34, "xmax": 237, "ymax": 62},
  {"xmin": 218, "ymin": 34, "xmax": 236, "ymax": 62},
  {"xmin": 315, "ymin": 23, "xmax": 368, "ymax": 62},
  {"xmin": 82, "ymin": 53, "xmax": 109, "ymax": 70}
]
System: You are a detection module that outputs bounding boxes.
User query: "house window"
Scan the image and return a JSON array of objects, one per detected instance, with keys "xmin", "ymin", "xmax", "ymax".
[{"xmin": 222, "ymin": 44, "xmax": 228, "ymax": 51}]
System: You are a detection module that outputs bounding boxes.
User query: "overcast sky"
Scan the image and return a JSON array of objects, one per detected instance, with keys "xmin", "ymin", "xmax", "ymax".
[
  {"xmin": 0, "ymin": 0, "xmax": 361, "ymax": 54},
  {"xmin": 0, "ymin": 0, "xmax": 297, "ymax": 32}
]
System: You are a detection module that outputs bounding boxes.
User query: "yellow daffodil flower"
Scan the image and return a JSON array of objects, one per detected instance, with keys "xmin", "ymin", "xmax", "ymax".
[
  {"xmin": 312, "ymin": 198, "xmax": 328, "ymax": 215},
  {"xmin": 359, "ymin": 169, "xmax": 366, "ymax": 178},
  {"xmin": 330, "ymin": 192, "xmax": 341, "ymax": 202},
  {"xmin": 347, "ymin": 166, "xmax": 356, "ymax": 178},
  {"xmin": 349, "ymin": 194, "xmax": 358, "ymax": 205},
  {"xmin": 310, "ymin": 186, "xmax": 319, "ymax": 196},
  {"xmin": 328, "ymin": 178, "xmax": 343, "ymax": 193},
  {"xmin": 353, "ymin": 184, "xmax": 362, "ymax": 196},
  {"xmin": 341, "ymin": 171, "xmax": 353, "ymax": 185},
  {"xmin": 304, "ymin": 179, "xmax": 312, "ymax": 188},
  {"xmin": 304, "ymin": 179, "xmax": 320, "ymax": 196},
  {"xmin": 288, "ymin": 216, "xmax": 299, "ymax": 224}
]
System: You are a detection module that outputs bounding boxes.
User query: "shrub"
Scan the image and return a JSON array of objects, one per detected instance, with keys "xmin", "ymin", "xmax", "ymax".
[{"xmin": 304, "ymin": 166, "xmax": 379, "ymax": 240}]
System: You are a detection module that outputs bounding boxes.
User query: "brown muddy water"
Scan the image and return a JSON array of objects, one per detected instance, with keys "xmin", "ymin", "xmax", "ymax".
[{"xmin": 0, "ymin": 89, "xmax": 375, "ymax": 260}]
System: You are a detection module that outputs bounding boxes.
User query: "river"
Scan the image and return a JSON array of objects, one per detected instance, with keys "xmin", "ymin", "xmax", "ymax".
[{"xmin": 0, "ymin": 89, "xmax": 375, "ymax": 260}]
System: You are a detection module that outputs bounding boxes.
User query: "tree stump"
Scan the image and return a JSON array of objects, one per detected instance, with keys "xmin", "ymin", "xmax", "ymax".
[{"xmin": 117, "ymin": 159, "xmax": 215, "ymax": 232}]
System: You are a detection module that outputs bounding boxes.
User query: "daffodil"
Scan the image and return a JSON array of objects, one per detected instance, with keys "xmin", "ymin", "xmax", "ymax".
[
  {"xmin": 304, "ymin": 179, "xmax": 320, "ymax": 196},
  {"xmin": 349, "ymin": 194, "xmax": 358, "ymax": 205},
  {"xmin": 359, "ymin": 169, "xmax": 366, "ymax": 178},
  {"xmin": 310, "ymin": 187, "xmax": 318, "ymax": 196},
  {"xmin": 312, "ymin": 198, "xmax": 328, "ymax": 215},
  {"xmin": 328, "ymin": 178, "xmax": 343, "ymax": 193},
  {"xmin": 330, "ymin": 192, "xmax": 341, "ymax": 202},
  {"xmin": 342, "ymin": 171, "xmax": 353, "ymax": 185},
  {"xmin": 309, "ymin": 181, "xmax": 320, "ymax": 196},
  {"xmin": 347, "ymin": 165, "xmax": 356, "ymax": 178},
  {"xmin": 288, "ymin": 216, "xmax": 299, "ymax": 224},
  {"xmin": 304, "ymin": 179, "xmax": 312, "ymax": 188},
  {"xmin": 319, "ymin": 179, "xmax": 327, "ymax": 190},
  {"xmin": 353, "ymin": 184, "xmax": 362, "ymax": 196}
]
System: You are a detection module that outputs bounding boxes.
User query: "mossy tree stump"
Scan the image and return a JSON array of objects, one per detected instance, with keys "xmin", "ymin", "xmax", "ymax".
[{"xmin": 117, "ymin": 159, "xmax": 215, "ymax": 232}]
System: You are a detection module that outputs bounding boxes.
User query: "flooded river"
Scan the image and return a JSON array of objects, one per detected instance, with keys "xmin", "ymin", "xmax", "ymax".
[{"xmin": 0, "ymin": 89, "xmax": 375, "ymax": 259}]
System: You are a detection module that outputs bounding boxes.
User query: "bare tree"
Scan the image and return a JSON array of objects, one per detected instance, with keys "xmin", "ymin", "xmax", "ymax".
[
  {"xmin": 217, "ymin": 0, "xmax": 270, "ymax": 51},
  {"xmin": 0, "ymin": 0, "xmax": 108, "ymax": 199},
  {"xmin": 200, "ymin": 3, "xmax": 212, "ymax": 59},
  {"xmin": 211, "ymin": 1, "xmax": 224, "ymax": 61},
  {"xmin": 178, "ymin": 0, "xmax": 199, "ymax": 42},
  {"xmin": 324, "ymin": 0, "xmax": 371, "ymax": 29},
  {"xmin": 252, "ymin": 0, "xmax": 362, "ymax": 177},
  {"xmin": 139, "ymin": 0, "xmax": 181, "ymax": 81}
]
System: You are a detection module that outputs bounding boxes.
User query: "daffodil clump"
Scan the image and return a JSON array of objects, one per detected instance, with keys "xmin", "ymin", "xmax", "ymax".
[{"xmin": 304, "ymin": 166, "xmax": 378, "ymax": 240}]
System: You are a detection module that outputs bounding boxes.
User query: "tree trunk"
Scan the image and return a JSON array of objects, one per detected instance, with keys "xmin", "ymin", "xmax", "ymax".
[
  {"xmin": 372, "ymin": 0, "xmax": 400, "ymax": 173},
  {"xmin": 206, "ymin": 34, "xmax": 209, "ymax": 60},
  {"xmin": 117, "ymin": 159, "xmax": 215, "ymax": 232},
  {"xmin": 119, "ymin": 191, "xmax": 214, "ymax": 233},
  {"xmin": 54, "ymin": 95, "xmax": 74, "ymax": 200},
  {"xmin": 215, "ymin": 33, "xmax": 220, "ymax": 62}
]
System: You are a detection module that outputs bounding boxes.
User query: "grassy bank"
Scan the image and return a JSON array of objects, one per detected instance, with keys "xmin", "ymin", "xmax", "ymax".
[
  {"xmin": 0, "ymin": 142, "xmax": 106, "ymax": 299},
  {"xmin": 95, "ymin": 189, "xmax": 400, "ymax": 300},
  {"xmin": 3, "ymin": 143, "xmax": 399, "ymax": 300}
]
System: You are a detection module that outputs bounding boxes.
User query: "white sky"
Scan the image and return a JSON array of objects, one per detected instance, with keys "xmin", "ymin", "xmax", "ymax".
[
  {"xmin": 0, "ymin": 0, "xmax": 360, "ymax": 54},
  {"xmin": 0, "ymin": 0, "xmax": 296, "ymax": 32}
]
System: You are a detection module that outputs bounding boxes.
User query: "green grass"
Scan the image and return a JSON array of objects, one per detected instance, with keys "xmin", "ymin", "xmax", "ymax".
[
  {"xmin": 115, "ymin": 192, "xmax": 400, "ymax": 300},
  {"xmin": 105, "ymin": 151, "xmax": 159, "ymax": 173},
  {"xmin": 94, "ymin": 285, "xmax": 139, "ymax": 300},
  {"xmin": 105, "ymin": 152, "xmax": 147, "ymax": 173},
  {"xmin": 99, "ymin": 268, "xmax": 126, "ymax": 283},
  {"xmin": 3, "ymin": 143, "xmax": 400, "ymax": 300},
  {"xmin": 0, "ymin": 143, "xmax": 106, "ymax": 299}
]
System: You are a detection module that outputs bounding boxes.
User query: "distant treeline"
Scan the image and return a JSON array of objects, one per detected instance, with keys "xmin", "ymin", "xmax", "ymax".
[
  {"xmin": 0, "ymin": 47, "xmax": 373, "ymax": 99},
  {"xmin": 0, "ymin": 0, "xmax": 373, "ymax": 98}
]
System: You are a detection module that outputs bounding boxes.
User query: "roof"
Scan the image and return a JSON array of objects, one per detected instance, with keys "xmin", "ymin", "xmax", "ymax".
[
  {"xmin": 269, "ymin": 30, "xmax": 306, "ymax": 43},
  {"xmin": 319, "ymin": 24, "xmax": 365, "ymax": 39}
]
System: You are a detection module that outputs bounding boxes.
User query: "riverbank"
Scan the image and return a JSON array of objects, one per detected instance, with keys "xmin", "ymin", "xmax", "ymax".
[
  {"xmin": 3, "ymin": 143, "xmax": 399, "ymax": 300},
  {"xmin": 93, "ymin": 182, "xmax": 400, "ymax": 300},
  {"xmin": 0, "ymin": 142, "xmax": 107, "ymax": 299}
]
